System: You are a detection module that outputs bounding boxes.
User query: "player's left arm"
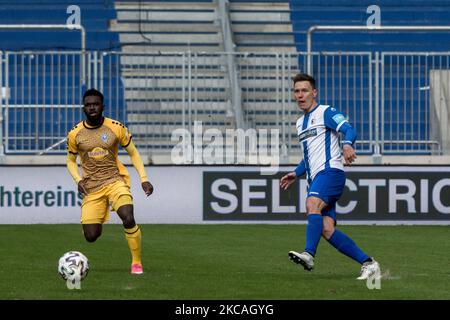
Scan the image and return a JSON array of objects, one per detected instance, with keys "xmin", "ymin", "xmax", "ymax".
[
  {"xmin": 324, "ymin": 107, "xmax": 357, "ymax": 165},
  {"xmin": 115, "ymin": 122, "xmax": 154, "ymax": 197},
  {"xmin": 124, "ymin": 141, "xmax": 154, "ymax": 196}
]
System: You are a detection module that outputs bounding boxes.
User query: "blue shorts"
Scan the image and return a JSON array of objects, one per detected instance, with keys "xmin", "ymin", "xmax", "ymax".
[{"xmin": 307, "ymin": 168, "xmax": 346, "ymax": 221}]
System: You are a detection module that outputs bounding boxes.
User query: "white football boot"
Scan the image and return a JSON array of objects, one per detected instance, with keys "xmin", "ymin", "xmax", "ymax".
[
  {"xmin": 357, "ymin": 258, "xmax": 380, "ymax": 280},
  {"xmin": 288, "ymin": 251, "xmax": 314, "ymax": 271}
]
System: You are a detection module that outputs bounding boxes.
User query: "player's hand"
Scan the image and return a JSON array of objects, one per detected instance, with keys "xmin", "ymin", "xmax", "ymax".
[
  {"xmin": 280, "ymin": 172, "xmax": 297, "ymax": 190},
  {"xmin": 142, "ymin": 181, "xmax": 154, "ymax": 197},
  {"xmin": 77, "ymin": 180, "xmax": 88, "ymax": 196},
  {"xmin": 343, "ymin": 144, "xmax": 357, "ymax": 165}
]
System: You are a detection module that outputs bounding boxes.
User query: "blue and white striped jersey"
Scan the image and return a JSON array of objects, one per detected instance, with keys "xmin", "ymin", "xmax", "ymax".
[{"xmin": 296, "ymin": 104, "xmax": 352, "ymax": 182}]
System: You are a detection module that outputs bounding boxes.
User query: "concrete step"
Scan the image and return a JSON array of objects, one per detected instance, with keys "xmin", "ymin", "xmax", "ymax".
[
  {"xmin": 118, "ymin": 54, "xmax": 297, "ymax": 68},
  {"xmin": 129, "ymin": 122, "xmax": 234, "ymax": 135},
  {"xmin": 236, "ymin": 45, "xmax": 296, "ymax": 52},
  {"xmin": 230, "ymin": 11, "xmax": 290, "ymax": 23},
  {"xmin": 124, "ymin": 89, "xmax": 229, "ymax": 100},
  {"xmin": 117, "ymin": 10, "xmax": 217, "ymax": 22},
  {"xmin": 123, "ymin": 78, "xmax": 228, "ymax": 89},
  {"xmin": 230, "ymin": 2, "xmax": 290, "ymax": 11},
  {"xmin": 122, "ymin": 77, "xmax": 294, "ymax": 90},
  {"xmin": 121, "ymin": 68, "xmax": 226, "ymax": 77},
  {"xmin": 118, "ymin": 33, "xmax": 223, "ymax": 44},
  {"xmin": 119, "ymin": 54, "xmax": 227, "ymax": 66},
  {"xmin": 115, "ymin": 1, "xmax": 216, "ymax": 10},
  {"xmin": 126, "ymin": 101, "xmax": 230, "ymax": 111},
  {"xmin": 234, "ymin": 33, "xmax": 294, "ymax": 45},
  {"xmin": 110, "ymin": 20, "xmax": 220, "ymax": 33},
  {"xmin": 231, "ymin": 23, "xmax": 293, "ymax": 33},
  {"xmin": 127, "ymin": 112, "xmax": 231, "ymax": 122},
  {"xmin": 119, "ymin": 44, "xmax": 225, "ymax": 52}
]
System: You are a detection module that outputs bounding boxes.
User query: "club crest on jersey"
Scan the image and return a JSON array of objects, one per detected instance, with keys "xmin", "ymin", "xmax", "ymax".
[{"xmin": 101, "ymin": 133, "xmax": 108, "ymax": 143}]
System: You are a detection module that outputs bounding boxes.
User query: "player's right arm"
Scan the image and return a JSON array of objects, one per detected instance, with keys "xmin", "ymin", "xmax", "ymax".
[
  {"xmin": 66, "ymin": 131, "xmax": 88, "ymax": 195},
  {"xmin": 280, "ymin": 160, "xmax": 306, "ymax": 190},
  {"xmin": 67, "ymin": 153, "xmax": 88, "ymax": 195}
]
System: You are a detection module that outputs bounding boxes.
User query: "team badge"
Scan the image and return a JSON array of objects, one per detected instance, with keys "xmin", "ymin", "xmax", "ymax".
[{"xmin": 101, "ymin": 133, "xmax": 108, "ymax": 143}]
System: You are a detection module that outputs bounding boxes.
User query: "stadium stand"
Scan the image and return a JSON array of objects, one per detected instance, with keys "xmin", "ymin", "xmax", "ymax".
[
  {"xmin": 1, "ymin": 0, "xmax": 450, "ymax": 158},
  {"xmin": 111, "ymin": 0, "xmax": 297, "ymax": 155},
  {"xmin": 0, "ymin": 0, "xmax": 120, "ymax": 51},
  {"xmin": 111, "ymin": 1, "xmax": 228, "ymax": 152},
  {"xmin": 0, "ymin": 0, "xmax": 125, "ymax": 153},
  {"xmin": 290, "ymin": 0, "xmax": 450, "ymax": 154},
  {"xmin": 290, "ymin": 0, "xmax": 450, "ymax": 52}
]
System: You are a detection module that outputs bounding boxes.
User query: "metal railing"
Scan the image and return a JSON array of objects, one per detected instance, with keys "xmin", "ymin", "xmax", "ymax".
[{"xmin": 0, "ymin": 50, "xmax": 446, "ymax": 158}]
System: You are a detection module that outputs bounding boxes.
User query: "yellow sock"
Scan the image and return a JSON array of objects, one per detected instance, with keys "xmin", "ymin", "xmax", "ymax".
[{"xmin": 124, "ymin": 225, "xmax": 142, "ymax": 265}]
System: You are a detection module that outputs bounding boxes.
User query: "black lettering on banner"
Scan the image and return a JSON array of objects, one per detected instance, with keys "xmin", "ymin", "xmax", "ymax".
[{"xmin": 203, "ymin": 170, "xmax": 450, "ymax": 221}]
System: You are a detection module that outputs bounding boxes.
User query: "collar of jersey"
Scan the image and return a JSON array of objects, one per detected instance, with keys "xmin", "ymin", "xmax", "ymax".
[
  {"xmin": 83, "ymin": 117, "xmax": 105, "ymax": 129},
  {"xmin": 305, "ymin": 103, "xmax": 320, "ymax": 115}
]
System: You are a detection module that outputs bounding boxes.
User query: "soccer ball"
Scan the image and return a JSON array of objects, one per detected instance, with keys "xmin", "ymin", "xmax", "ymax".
[{"xmin": 58, "ymin": 251, "xmax": 90, "ymax": 282}]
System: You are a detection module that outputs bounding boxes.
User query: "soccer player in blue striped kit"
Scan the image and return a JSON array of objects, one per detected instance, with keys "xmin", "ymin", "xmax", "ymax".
[{"xmin": 280, "ymin": 73, "xmax": 380, "ymax": 280}]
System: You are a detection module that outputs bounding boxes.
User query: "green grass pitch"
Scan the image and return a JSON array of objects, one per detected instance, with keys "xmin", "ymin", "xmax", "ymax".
[{"xmin": 0, "ymin": 224, "xmax": 448, "ymax": 300}]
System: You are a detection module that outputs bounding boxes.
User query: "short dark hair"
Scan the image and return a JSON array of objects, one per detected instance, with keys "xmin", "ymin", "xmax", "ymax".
[
  {"xmin": 83, "ymin": 88, "xmax": 104, "ymax": 104},
  {"xmin": 292, "ymin": 73, "xmax": 316, "ymax": 89}
]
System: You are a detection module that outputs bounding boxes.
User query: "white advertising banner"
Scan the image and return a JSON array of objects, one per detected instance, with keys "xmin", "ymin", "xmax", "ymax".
[
  {"xmin": 0, "ymin": 166, "xmax": 202, "ymax": 224},
  {"xmin": 0, "ymin": 166, "xmax": 449, "ymax": 224}
]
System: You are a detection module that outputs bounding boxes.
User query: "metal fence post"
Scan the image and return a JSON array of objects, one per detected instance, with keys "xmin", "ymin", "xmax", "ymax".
[{"xmin": 373, "ymin": 52, "xmax": 382, "ymax": 162}]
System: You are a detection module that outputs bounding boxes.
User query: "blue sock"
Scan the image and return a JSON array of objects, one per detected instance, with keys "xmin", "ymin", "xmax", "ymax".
[
  {"xmin": 327, "ymin": 229, "xmax": 370, "ymax": 264},
  {"xmin": 304, "ymin": 214, "xmax": 323, "ymax": 256}
]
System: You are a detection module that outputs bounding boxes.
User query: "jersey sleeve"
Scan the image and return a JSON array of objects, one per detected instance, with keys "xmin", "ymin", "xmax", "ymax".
[
  {"xmin": 323, "ymin": 106, "xmax": 349, "ymax": 132},
  {"xmin": 294, "ymin": 159, "xmax": 307, "ymax": 177},
  {"xmin": 125, "ymin": 140, "xmax": 149, "ymax": 183},
  {"xmin": 339, "ymin": 122, "xmax": 357, "ymax": 146},
  {"xmin": 119, "ymin": 124, "xmax": 133, "ymax": 148},
  {"xmin": 66, "ymin": 130, "xmax": 78, "ymax": 154}
]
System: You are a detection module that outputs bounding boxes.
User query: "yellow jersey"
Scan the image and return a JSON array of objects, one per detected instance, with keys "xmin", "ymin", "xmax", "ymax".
[{"xmin": 67, "ymin": 117, "xmax": 133, "ymax": 193}]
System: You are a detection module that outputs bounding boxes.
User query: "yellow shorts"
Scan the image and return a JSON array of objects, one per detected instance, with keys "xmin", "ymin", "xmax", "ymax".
[{"xmin": 81, "ymin": 180, "xmax": 133, "ymax": 224}]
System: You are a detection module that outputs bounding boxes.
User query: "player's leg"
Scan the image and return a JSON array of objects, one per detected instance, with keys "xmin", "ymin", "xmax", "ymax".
[
  {"xmin": 116, "ymin": 202, "xmax": 143, "ymax": 274},
  {"xmin": 302, "ymin": 170, "xmax": 337, "ymax": 257},
  {"xmin": 289, "ymin": 169, "xmax": 345, "ymax": 270},
  {"xmin": 288, "ymin": 196, "xmax": 326, "ymax": 271},
  {"xmin": 323, "ymin": 212, "xmax": 371, "ymax": 264},
  {"xmin": 317, "ymin": 169, "xmax": 372, "ymax": 264},
  {"xmin": 109, "ymin": 181, "xmax": 143, "ymax": 274},
  {"xmin": 82, "ymin": 224, "xmax": 102, "ymax": 242},
  {"xmin": 289, "ymin": 170, "xmax": 332, "ymax": 270},
  {"xmin": 80, "ymin": 190, "xmax": 109, "ymax": 242},
  {"xmin": 304, "ymin": 197, "xmax": 327, "ymax": 256},
  {"xmin": 322, "ymin": 204, "xmax": 380, "ymax": 279}
]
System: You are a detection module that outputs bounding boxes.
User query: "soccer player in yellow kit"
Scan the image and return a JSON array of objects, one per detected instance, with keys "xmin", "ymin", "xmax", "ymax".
[{"xmin": 66, "ymin": 88, "xmax": 153, "ymax": 275}]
